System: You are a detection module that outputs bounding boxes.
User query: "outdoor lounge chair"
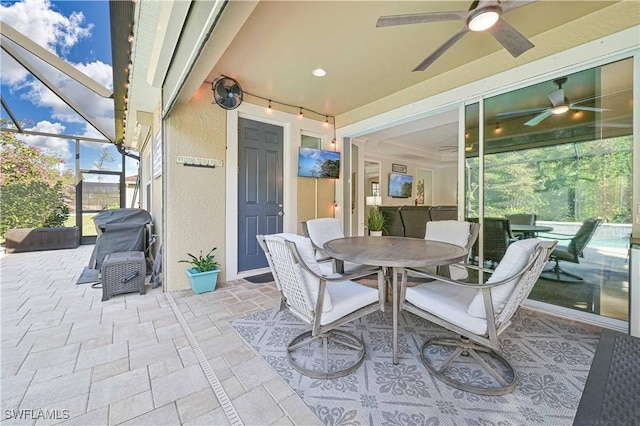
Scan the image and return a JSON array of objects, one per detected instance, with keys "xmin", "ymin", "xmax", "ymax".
[
  {"xmin": 399, "ymin": 238, "xmax": 557, "ymax": 395},
  {"xmin": 540, "ymin": 217, "xmax": 602, "ymax": 283},
  {"xmin": 257, "ymin": 233, "xmax": 384, "ymax": 378}
]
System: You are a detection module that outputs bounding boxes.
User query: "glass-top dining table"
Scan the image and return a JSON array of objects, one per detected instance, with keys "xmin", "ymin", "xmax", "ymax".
[{"xmin": 323, "ymin": 236, "xmax": 467, "ymax": 364}]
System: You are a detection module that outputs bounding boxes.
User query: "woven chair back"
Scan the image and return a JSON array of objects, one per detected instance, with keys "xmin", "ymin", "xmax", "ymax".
[
  {"xmin": 263, "ymin": 235, "xmax": 315, "ymax": 323},
  {"xmin": 496, "ymin": 240, "xmax": 557, "ymax": 327}
]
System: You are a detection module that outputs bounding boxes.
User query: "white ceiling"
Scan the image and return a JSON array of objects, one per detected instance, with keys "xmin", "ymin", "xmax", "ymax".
[
  {"xmin": 205, "ymin": 0, "xmax": 631, "ymax": 166},
  {"xmin": 126, "ymin": 1, "xmax": 637, "ymax": 159}
]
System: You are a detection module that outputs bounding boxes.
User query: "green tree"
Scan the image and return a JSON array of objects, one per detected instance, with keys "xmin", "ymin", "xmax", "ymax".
[
  {"xmin": 319, "ymin": 159, "xmax": 340, "ymax": 178},
  {"xmin": 1, "ymin": 129, "xmax": 71, "ymax": 239}
]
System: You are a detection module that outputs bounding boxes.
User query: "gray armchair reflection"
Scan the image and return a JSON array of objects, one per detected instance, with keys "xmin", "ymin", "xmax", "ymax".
[
  {"xmin": 540, "ymin": 217, "xmax": 602, "ymax": 283},
  {"xmin": 506, "ymin": 213, "xmax": 537, "ymax": 239}
]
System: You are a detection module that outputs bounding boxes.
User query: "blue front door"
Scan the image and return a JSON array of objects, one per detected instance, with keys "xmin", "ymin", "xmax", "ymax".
[{"xmin": 238, "ymin": 118, "xmax": 284, "ymax": 271}]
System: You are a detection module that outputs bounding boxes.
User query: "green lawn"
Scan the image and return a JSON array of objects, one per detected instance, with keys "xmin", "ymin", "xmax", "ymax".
[{"xmin": 65, "ymin": 213, "xmax": 98, "ymax": 235}]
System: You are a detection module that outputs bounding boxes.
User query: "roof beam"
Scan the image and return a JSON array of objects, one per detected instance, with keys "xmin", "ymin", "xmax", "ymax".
[
  {"xmin": 1, "ymin": 23, "xmax": 113, "ymax": 98},
  {"xmin": 1, "ymin": 127, "xmax": 110, "ymax": 143},
  {"xmin": 1, "ymin": 96, "xmax": 23, "ymax": 132},
  {"xmin": 1, "ymin": 41, "xmax": 115, "ymax": 142}
]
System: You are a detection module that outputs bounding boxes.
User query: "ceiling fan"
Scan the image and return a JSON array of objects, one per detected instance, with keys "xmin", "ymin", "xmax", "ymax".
[
  {"xmin": 496, "ymin": 77, "xmax": 609, "ymax": 126},
  {"xmin": 376, "ymin": 0, "xmax": 536, "ymax": 72}
]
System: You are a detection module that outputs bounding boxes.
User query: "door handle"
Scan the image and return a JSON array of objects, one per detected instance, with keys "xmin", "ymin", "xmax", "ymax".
[{"xmin": 278, "ymin": 212, "xmax": 284, "ymax": 216}]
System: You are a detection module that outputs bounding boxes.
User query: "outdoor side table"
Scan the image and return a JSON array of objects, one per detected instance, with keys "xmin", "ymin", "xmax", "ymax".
[{"xmin": 101, "ymin": 251, "xmax": 146, "ymax": 301}]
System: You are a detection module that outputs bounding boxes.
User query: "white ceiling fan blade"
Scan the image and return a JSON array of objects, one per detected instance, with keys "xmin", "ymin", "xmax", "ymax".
[
  {"xmin": 496, "ymin": 107, "xmax": 547, "ymax": 120},
  {"xmin": 488, "ymin": 18, "xmax": 534, "ymax": 57},
  {"xmin": 570, "ymin": 105, "xmax": 609, "ymax": 112},
  {"xmin": 500, "ymin": 0, "xmax": 538, "ymax": 14},
  {"xmin": 376, "ymin": 11, "xmax": 468, "ymax": 27},
  {"xmin": 524, "ymin": 109, "xmax": 552, "ymax": 126},
  {"xmin": 413, "ymin": 27, "xmax": 469, "ymax": 71},
  {"xmin": 547, "ymin": 88, "xmax": 565, "ymax": 108}
]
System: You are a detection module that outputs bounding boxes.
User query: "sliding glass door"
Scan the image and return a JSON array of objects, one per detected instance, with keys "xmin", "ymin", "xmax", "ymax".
[{"xmin": 464, "ymin": 57, "xmax": 634, "ymax": 324}]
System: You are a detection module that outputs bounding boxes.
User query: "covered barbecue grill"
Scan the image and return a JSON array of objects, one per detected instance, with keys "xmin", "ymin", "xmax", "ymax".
[{"xmin": 88, "ymin": 208, "xmax": 153, "ymax": 270}]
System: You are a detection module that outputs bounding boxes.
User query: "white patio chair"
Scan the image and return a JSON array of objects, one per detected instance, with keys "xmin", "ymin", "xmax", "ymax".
[
  {"xmin": 399, "ymin": 238, "xmax": 557, "ymax": 395},
  {"xmin": 303, "ymin": 218, "xmax": 374, "ymax": 275},
  {"xmin": 257, "ymin": 233, "xmax": 385, "ymax": 379},
  {"xmin": 409, "ymin": 220, "xmax": 480, "ymax": 281}
]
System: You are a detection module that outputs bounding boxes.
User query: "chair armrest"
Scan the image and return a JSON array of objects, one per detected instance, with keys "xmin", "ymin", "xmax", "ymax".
[
  {"xmin": 285, "ymin": 240, "xmax": 381, "ymax": 282},
  {"xmin": 404, "ymin": 248, "xmax": 543, "ymax": 290},
  {"xmin": 537, "ymin": 232, "xmax": 572, "ymax": 240}
]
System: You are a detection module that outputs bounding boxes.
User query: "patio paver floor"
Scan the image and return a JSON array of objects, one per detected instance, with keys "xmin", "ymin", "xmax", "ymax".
[{"xmin": 0, "ymin": 245, "xmax": 320, "ymax": 425}]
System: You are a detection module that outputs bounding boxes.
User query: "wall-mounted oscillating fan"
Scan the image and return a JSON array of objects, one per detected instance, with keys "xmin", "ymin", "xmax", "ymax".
[{"xmin": 212, "ymin": 76, "xmax": 243, "ymax": 110}]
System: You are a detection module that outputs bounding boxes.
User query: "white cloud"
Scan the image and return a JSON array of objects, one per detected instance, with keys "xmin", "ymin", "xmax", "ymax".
[
  {"xmin": 75, "ymin": 61, "xmax": 113, "ymax": 91},
  {"xmin": 1, "ymin": 0, "xmax": 113, "ymax": 140},
  {"xmin": 19, "ymin": 64, "xmax": 114, "ymax": 138},
  {"xmin": 22, "ymin": 120, "xmax": 73, "ymax": 162},
  {"xmin": 0, "ymin": 0, "xmax": 92, "ymax": 56}
]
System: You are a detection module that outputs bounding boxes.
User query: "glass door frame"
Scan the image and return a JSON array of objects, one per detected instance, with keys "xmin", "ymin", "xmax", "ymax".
[
  {"xmin": 75, "ymin": 138, "xmax": 126, "ymax": 244},
  {"xmin": 459, "ymin": 52, "xmax": 637, "ymax": 333}
]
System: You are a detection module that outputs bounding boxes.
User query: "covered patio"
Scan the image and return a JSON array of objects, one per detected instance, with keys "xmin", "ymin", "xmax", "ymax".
[
  {"xmin": 0, "ymin": 246, "xmax": 319, "ymax": 425},
  {"xmin": 1, "ymin": 245, "xmax": 604, "ymax": 425}
]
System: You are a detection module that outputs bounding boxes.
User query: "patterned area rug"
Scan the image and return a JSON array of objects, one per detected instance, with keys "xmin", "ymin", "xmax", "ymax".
[{"xmin": 231, "ymin": 307, "xmax": 600, "ymax": 426}]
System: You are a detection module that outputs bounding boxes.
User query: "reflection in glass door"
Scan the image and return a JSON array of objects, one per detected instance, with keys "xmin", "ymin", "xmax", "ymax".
[{"xmin": 465, "ymin": 58, "xmax": 633, "ymax": 324}]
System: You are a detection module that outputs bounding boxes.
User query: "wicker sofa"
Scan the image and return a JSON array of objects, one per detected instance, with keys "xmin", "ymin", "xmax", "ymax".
[{"xmin": 378, "ymin": 205, "xmax": 457, "ymax": 238}]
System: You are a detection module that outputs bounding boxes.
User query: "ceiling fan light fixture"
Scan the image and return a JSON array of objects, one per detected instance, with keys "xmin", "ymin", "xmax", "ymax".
[
  {"xmin": 311, "ymin": 68, "xmax": 327, "ymax": 77},
  {"xmin": 551, "ymin": 105, "xmax": 570, "ymax": 115},
  {"xmin": 468, "ymin": 8, "xmax": 500, "ymax": 32}
]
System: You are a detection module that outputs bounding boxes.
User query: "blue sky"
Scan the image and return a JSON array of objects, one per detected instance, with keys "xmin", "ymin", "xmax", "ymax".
[
  {"xmin": 1, "ymin": 0, "xmax": 136, "ymax": 179},
  {"xmin": 298, "ymin": 147, "xmax": 340, "ymax": 178}
]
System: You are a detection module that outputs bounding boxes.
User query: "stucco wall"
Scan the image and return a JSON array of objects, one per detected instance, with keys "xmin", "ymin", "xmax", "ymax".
[{"xmin": 164, "ymin": 86, "xmax": 227, "ymax": 291}]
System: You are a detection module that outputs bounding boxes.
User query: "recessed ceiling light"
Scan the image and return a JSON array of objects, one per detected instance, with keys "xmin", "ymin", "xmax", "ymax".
[{"xmin": 311, "ymin": 68, "xmax": 327, "ymax": 77}]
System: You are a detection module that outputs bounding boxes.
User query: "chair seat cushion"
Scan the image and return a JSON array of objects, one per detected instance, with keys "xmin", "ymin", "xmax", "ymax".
[
  {"xmin": 551, "ymin": 244, "xmax": 576, "ymax": 262},
  {"xmin": 321, "ymin": 280, "xmax": 379, "ymax": 325},
  {"xmin": 406, "ymin": 281, "xmax": 487, "ymax": 335},
  {"xmin": 467, "ymin": 238, "xmax": 539, "ymax": 318},
  {"xmin": 318, "ymin": 260, "xmax": 334, "ymax": 276}
]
